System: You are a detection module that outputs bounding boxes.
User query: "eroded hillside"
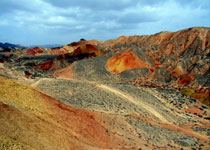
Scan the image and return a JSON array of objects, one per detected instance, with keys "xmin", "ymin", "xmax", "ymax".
[{"xmin": 0, "ymin": 27, "xmax": 209, "ymax": 150}]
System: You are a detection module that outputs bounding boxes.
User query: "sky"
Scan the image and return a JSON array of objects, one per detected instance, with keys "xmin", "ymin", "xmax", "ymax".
[{"xmin": 0, "ymin": 0, "xmax": 209, "ymax": 46}]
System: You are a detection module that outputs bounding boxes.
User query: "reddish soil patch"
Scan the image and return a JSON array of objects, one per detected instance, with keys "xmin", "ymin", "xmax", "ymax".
[
  {"xmin": 184, "ymin": 107, "xmax": 204, "ymax": 115},
  {"xmin": 53, "ymin": 64, "xmax": 75, "ymax": 80},
  {"xmin": 25, "ymin": 71, "xmax": 32, "ymax": 78},
  {"xmin": 150, "ymin": 66, "xmax": 160, "ymax": 72},
  {"xmin": 72, "ymin": 47, "xmax": 83, "ymax": 56},
  {"xmin": 178, "ymin": 74, "xmax": 194, "ymax": 86},
  {"xmin": 35, "ymin": 60, "xmax": 53, "ymax": 71}
]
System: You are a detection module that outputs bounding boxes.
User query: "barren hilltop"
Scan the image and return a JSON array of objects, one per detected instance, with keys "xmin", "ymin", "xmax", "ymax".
[{"xmin": 0, "ymin": 27, "xmax": 209, "ymax": 150}]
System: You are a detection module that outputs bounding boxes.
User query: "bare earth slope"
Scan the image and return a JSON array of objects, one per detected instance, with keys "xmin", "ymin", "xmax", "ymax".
[{"xmin": 0, "ymin": 27, "xmax": 210, "ymax": 149}]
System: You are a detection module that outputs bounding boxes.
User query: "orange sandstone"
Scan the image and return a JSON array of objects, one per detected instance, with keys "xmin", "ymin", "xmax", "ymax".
[{"xmin": 107, "ymin": 52, "xmax": 150, "ymax": 74}]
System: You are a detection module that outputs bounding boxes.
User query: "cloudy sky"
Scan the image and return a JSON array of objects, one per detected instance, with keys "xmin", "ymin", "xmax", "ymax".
[{"xmin": 0, "ymin": 0, "xmax": 209, "ymax": 46}]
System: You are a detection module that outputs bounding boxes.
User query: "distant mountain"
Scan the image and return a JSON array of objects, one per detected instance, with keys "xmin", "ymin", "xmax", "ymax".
[
  {"xmin": 29, "ymin": 44, "xmax": 63, "ymax": 48},
  {"xmin": 0, "ymin": 42, "xmax": 26, "ymax": 49}
]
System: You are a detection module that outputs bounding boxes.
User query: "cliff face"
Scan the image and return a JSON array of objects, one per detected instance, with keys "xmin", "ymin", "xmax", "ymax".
[{"xmin": 0, "ymin": 27, "xmax": 209, "ymax": 150}]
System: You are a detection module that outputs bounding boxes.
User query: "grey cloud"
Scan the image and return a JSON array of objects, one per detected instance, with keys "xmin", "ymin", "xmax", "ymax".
[
  {"xmin": 118, "ymin": 12, "xmax": 157, "ymax": 24},
  {"xmin": 174, "ymin": 0, "xmax": 210, "ymax": 9},
  {"xmin": 0, "ymin": 0, "xmax": 45, "ymax": 14},
  {"xmin": 0, "ymin": 0, "xmax": 209, "ymax": 45},
  {"xmin": 0, "ymin": 0, "xmax": 27, "ymax": 13},
  {"xmin": 43, "ymin": 0, "xmax": 173, "ymax": 10},
  {"xmin": 43, "ymin": 0, "xmax": 140, "ymax": 10}
]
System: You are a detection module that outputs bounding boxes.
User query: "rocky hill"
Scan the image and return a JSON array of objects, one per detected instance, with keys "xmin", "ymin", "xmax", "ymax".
[
  {"xmin": 98, "ymin": 27, "xmax": 210, "ymax": 105},
  {"xmin": 0, "ymin": 27, "xmax": 209, "ymax": 150}
]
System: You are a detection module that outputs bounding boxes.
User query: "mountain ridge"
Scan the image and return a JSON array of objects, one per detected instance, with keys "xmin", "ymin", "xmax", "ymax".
[
  {"xmin": 0, "ymin": 42, "xmax": 26, "ymax": 49},
  {"xmin": 0, "ymin": 27, "xmax": 209, "ymax": 150}
]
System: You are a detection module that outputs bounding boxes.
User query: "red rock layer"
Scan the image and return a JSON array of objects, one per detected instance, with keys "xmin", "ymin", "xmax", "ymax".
[
  {"xmin": 26, "ymin": 40, "xmax": 106, "ymax": 56},
  {"xmin": 26, "ymin": 47, "xmax": 44, "ymax": 56},
  {"xmin": 35, "ymin": 43, "xmax": 106, "ymax": 71}
]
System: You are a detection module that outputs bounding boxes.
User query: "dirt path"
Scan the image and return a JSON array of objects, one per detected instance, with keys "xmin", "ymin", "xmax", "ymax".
[
  {"xmin": 96, "ymin": 84, "xmax": 170, "ymax": 123},
  {"xmin": 30, "ymin": 77, "xmax": 169, "ymax": 123},
  {"xmin": 30, "ymin": 78, "xmax": 54, "ymax": 87}
]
